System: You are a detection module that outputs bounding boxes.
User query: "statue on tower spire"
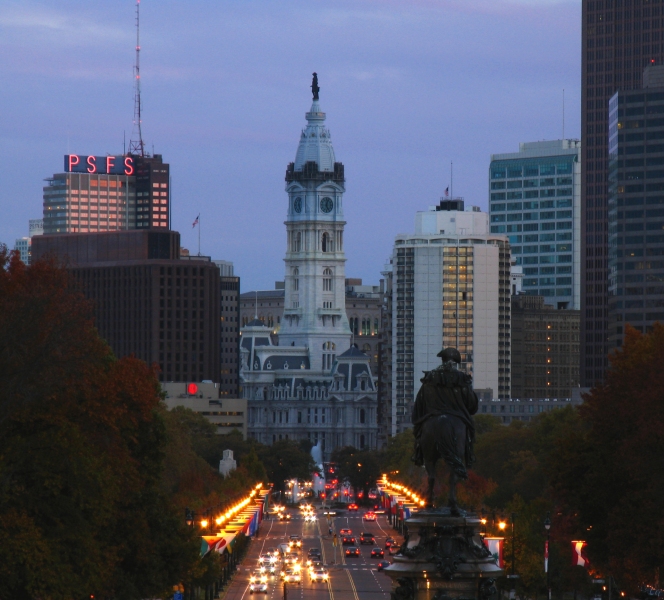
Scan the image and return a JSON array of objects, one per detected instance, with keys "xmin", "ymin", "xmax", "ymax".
[{"xmin": 311, "ymin": 72, "xmax": 320, "ymax": 100}]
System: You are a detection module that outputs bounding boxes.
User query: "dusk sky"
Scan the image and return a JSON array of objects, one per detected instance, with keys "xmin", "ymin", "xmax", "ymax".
[{"xmin": 0, "ymin": 0, "xmax": 581, "ymax": 292}]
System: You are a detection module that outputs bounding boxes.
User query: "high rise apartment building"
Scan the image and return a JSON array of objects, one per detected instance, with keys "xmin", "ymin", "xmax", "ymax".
[
  {"xmin": 608, "ymin": 65, "xmax": 664, "ymax": 347},
  {"xmin": 43, "ymin": 153, "xmax": 169, "ymax": 234},
  {"xmin": 582, "ymin": 0, "xmax": 664, "ymax": 386},
  {"xmin": 489, "ymin": 140, "xmax": 582, "ymax": 310},
  {"xmin": 386, "ymin": 200, "xmax": 511, "ymax": 435},
  {"xmin": 13, "ymin": 219, "xmax": 43, "ymax": 265}
]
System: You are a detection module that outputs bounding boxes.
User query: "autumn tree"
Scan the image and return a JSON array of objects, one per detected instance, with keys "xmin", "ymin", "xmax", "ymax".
[
  {"xmin": 550, "ymin": 324, "xmax": 664, "ymax": 591},
  {"xmin": 0, "ymin": 248, "xmax": 199, "ymax": 599}
]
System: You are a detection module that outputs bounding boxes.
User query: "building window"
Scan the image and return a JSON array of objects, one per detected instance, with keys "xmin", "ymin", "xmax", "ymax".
[
  {"xmin": 292, "ymin": 231, "xmax": 302, "ymax": 252},
  {"xmin": 292, "ymin": 267, "xmax": 299, "ymax": 291},
  {"xmin": 360, "ymin": 408, "xmax": 366, "ymax": 424},
  {"xmin": 323, "ymin": 268, "xmax": 333, "ymax": 291},
  {"xmin": 322, "ymin": 232, "xmax": 333, "ymax": 252}
]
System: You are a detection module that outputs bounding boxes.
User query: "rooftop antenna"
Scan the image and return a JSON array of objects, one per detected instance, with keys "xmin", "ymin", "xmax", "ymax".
[
  {"xmin": 128, "ymin": 0, "xmax": 145, "ymax": 156},
  {"xmin": 562, "ymin": 89, "xmax": 565, "ymax": 140}
]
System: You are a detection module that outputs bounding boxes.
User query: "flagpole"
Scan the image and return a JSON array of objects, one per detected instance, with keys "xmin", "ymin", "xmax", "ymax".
[
  {"xmin": 451, "ymin": 161, "xmax": 453, "ymax": 198},
  {"xmin": 198, "ymin": 213, "xmax": 201, "ymax": 256}
]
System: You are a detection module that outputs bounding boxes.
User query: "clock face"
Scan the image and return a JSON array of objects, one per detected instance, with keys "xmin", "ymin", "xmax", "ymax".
[
  {"xmin": 320, "ymin": 197, "xmax": 333, "ymax": 213},
  {"xmin": 294, "ymin": 197, "xmax": 302, "ymax": 213}
]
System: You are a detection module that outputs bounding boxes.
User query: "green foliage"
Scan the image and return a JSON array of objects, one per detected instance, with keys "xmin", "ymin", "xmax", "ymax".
[
  {"xmin": 331, "ymin": 446, "xmax": 381, "ymax": 502},
  {"xmin": 257, "ymin": 439, "xmax": 317, "ymax": 490}
]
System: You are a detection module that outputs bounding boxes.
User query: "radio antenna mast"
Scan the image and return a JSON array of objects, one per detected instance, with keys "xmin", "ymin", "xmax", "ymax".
[{"xmin": 128, "ymin": 0, "xmax": 145, "ymax": 156}]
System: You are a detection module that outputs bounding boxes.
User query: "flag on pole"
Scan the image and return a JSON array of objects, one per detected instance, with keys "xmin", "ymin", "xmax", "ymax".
[
  {"xmin": 445, "ymin": 187, "xmax": 449, "ymax": 197},
  {"xmin": 192, "ymin": 214, "xmax": 200, "ymax": 228},
  {"xmin": 484, "ymin": 538, "xmax": 504, "ymax": 568},
  {"xmin": 572, "ymin": 541, "xmax": 589, "ymax": 567}
]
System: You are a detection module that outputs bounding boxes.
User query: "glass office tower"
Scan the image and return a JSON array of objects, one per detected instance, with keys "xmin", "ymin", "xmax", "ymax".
[{"xmin": 489, "ymin": 140, "xmax": 582, "ymax": 310}]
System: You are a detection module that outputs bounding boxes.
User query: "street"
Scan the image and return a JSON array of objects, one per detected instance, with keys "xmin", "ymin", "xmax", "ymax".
[{"xmin": 223, "ymin": 506, "xmax": 399, "ymax": 600}]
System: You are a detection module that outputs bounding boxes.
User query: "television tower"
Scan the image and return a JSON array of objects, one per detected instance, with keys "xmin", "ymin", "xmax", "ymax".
[{"xmin": 128, "ymin": 0, "xmax": 146, "ymax": 156}]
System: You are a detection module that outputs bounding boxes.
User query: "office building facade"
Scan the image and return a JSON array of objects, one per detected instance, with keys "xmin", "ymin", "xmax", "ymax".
[
  {"xmin": 608, "ymin": 66, "xmax": 664, "ymax": 347},
  {"xmin": 510, "ymin": 294, "xmax": 580, "ymax": 399},
  {"xmin": 43, "ymin": 153, "xmax": 169, "ymax": 234},
  {"xmin": 13, "ymin": 219, "xmax": 43, "ymax": 265},
  {"xmin": 32, "ymin": 230, "xmax": 220, "ymax": 383},
  {"xmin": 386, "ymin": 200, "xmax": 511, "ymax": 435},
  {"xmin": 489, "ymin": 140, "xmax": 582, "ymax": 310},
  {"xmin": 582, "ymin": 1, "xmax": 664, "ymax": 386}
]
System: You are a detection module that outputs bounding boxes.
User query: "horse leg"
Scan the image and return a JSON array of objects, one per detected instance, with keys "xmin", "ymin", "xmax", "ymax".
[
  {"xmin": 448, "ymin": 470, "xmax": 460, "ymax": 516},
  {"xmin": 424, "ymin": 459, "xmax": 436, "ymax": 508}
]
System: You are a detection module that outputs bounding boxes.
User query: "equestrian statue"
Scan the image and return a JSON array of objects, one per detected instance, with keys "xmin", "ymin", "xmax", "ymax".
[{"xmin": 411, "ymin": 347, "xmax": 478, "ymax": 515}]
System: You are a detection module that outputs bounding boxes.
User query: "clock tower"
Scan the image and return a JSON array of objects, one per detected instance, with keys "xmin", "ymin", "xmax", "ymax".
[{"xmin": 279, "ymin": 74, "xmax": 351, "ymax": 371}]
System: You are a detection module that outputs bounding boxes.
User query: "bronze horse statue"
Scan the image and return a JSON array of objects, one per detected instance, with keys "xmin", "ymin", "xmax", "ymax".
[{"xmin": 411, "ymin": 348, "xmax": 478, "ymax": 514}]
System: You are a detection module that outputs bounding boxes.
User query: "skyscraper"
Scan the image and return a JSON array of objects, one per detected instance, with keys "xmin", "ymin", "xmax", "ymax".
[
  {"xmin": 582, "ymin": 0, "xmax": 664, "ymax": 386},
  {"xmin": 608, "ymin": 65, "xmax": 664, "ymax": 347},
  {"xmin": 43, "ymin": 153, "xmax": 169, "ymax": 234},
  {"xmin": 489, "ymin": 140, "xmax": 582, "ymax": 310}
]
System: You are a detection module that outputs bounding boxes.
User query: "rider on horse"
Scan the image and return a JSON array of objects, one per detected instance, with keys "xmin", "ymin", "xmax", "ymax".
[{"xmin": 411, "ymin": 347, "xmax": 478, "ymax": 472}]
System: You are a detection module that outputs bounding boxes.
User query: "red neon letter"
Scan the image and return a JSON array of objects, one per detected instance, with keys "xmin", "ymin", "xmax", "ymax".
[
  {"xmin": 68, "ymin": 155, "xmax": 80, "ymax": 171},
  {"xmin": 106, "ymin": 156, "xmax": 115, "ymax": 173},
  {"xmin": 86, "ymin": 156, "xmax": 97, "ymax": 173},
  {"xmin": 124, "ymin": 157, "xmax": 134, "ymax": 175}
]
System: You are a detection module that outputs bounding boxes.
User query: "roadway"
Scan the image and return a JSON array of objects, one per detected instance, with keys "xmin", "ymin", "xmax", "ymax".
[{"xmin": 223, "ymin": 505, "xmax": 400, "ymax": 600}]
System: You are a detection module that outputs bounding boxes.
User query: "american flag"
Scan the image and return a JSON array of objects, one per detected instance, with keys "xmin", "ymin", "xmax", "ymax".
[
  {"xmin": 192, "ymin": 214, "xmax": 200, "ymax": 228},
  {"xmin": 444, "ymin": 187, "xmax": 449, "ymax": 197}
]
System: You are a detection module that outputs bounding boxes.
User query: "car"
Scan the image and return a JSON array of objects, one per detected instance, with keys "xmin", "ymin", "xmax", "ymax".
[
  {"xmin": 360, "ymin": 532, "xmax": 375, "ymax": 545},
  {"xmin": 385, "ymin": 537, "xmax": 396, "ymax": 549},
  {"xmin": 363, "ymin": 512, "xmax": 376, "ymax": 521},
  {"xmin": 258, "ymin": 553, "xmax": 272, "ymax": 564},
  {"xmin": 285, "ymin": 553, "xmax": 300, "ymax": 566},
  {"xmin": 309, "ymin": 560, "xmax": 323, "ymax": 571},
  {"xmin": 310, "ymin": 569, "xmax": 329, "ymax": 583},
  {"xmin": 278, "ymin": 543, "xmax": 290, "ymax": 556},
  {"xmin": 283, "ymin": 569, "xmax": 301, "ymax": 583},
  {"xmin": 249, "ymin": 571, "xmax": 268, "ymax": 594},
  {"xmin": 348, "ymin": 503, "xmax": 359, "ymax": 511},
  {"xmin": 345, "ymin": 546, "xmax": 360, "ymax": 557},
  {"xmin": 376, "ymin": 560, "xmax": 390, "ymax": 571},
  {"xmin": 307, "ymin": 548, "xmax": 322, "ymax": 560},
  {"xmin": 339, "ymin": 528, "xmax": 352, "ymax": 536},
  {"xmin": 371, "ymin": 547, "xmax": 385, "ymax": 558},
  {"xmin": 304, "ymin": 514, "xmax": 317, "ymax": 523},
  {"xmin": 342, "ymin": 536, "xmax": 357, "ymax": 545},
  {"xmin": 266, "ymin": 547, "xmax": 278, "ymax": 557},
  {"xmin": 278, "ymin": 512, "xmax": 292, "ymax": 521},
  {"xmin": 289, "ymin": 535, "xmax": 302, "ymax": 548}
]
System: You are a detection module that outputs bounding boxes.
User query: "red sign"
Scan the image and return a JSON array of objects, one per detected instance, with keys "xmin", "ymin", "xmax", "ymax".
[
  {"xmin": 65, "ymin": 154, "xmax": 134, "ymax": 175},
  {"xmin": 187, "ymin": 383, "xmax": 198, "ymax": 395}
]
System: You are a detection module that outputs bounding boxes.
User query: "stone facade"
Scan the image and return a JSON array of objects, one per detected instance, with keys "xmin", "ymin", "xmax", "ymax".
[{"xmin": 239, "ymin": 86, "xmax": 378, "ymax": 460}]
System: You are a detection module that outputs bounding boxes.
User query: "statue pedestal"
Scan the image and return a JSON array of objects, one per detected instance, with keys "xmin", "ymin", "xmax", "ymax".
[{"xmin": 384, "ymin": 509, "xmax": 503, "ymax": 600}]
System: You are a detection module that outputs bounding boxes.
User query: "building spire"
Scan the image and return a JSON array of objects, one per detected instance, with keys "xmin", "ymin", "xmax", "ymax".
[{"xmin": 128, "ymin": 0, "xmax": 146, "ymax": 156}]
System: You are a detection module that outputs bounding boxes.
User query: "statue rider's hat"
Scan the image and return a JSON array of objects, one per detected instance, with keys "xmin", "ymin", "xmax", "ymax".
[{"xmin": 437, "ymin": 347, "xmax": 461, "ymax": 364}]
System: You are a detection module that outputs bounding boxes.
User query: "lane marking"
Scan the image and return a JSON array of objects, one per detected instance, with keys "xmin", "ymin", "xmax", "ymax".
[{"xmin": 345, "ymin": 569, "xmax": 361, "ymax": 600}]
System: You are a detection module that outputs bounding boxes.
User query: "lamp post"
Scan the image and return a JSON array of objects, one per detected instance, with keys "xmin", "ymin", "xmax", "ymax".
[
  {"xmin": 511, "ymin": 513, "xmax": 516, "ymax": 577},
  {"xmin": 544, "ymin": 512, "xmax": 551, "ymax": 600},
  {"xmin": 283, "ymin": 580, "xmax": 288, "ymax": 600}
]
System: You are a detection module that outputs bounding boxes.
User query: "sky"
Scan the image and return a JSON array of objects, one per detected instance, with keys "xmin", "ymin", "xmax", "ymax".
[{"xmin": 0, "ymin": 0, "xmax": 581, "ymax": 292}]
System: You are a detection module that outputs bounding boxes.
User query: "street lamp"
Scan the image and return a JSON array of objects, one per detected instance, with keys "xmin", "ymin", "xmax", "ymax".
[
  {"xmin": 544, "ymin": 512, "xmax": 551, "ymax": 600},
  {"xmin": 511, "ymin": 513, "xmax": 517, "ymax": 577}
]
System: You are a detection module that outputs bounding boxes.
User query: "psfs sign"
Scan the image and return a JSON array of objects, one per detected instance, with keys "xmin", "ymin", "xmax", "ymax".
[{"xmin": 64, "ymin": 154, "xmax": 134, "ymax": 175}]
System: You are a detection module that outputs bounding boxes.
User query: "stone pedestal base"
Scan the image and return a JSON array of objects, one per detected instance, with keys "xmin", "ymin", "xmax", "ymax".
[{"xmin": 384, "ymin": 509, "xmax": 503, "ymax": 600}]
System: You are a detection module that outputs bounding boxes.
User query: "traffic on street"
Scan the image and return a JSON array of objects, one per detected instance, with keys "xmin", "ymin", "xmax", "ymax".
[{"xmin": 222, "ymin": 500, "xmax": 400, "ymax": 600}]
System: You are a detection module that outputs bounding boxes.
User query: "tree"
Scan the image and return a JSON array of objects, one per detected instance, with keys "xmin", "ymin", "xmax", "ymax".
[
  {"xmin": 331, "ymin": 446, "xmax": 381, "ymax": 503},
  {"xmin": 0, "ymin": 248, "xmax": 199, "ymax": 598},
  {"xmin": 550, "ymin": 324, "xmax": 664, "ymax": 591},
  {"xmin": 257, "ymin": 439, "xmax": 317, "ymax": 491}
]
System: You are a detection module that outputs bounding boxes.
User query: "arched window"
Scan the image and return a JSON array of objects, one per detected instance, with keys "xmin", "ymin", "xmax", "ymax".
[
  {"xmin": 361, "ymin": 318, "xmax": 370, "ymax": 336},
  {"xmin": 323, "ymin": 268, "xmax": 333, "ymax": 291},
  {"xmin": 292, "ymin": 267, "xmax": 299, "ymax": 291},
  {"xmin": 292, "ymin": 231, "xmax": 302, "ymax": 252},
  {"xmin": 374, "ymin": 318, "xmax": 379, "ymax": 334}
]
